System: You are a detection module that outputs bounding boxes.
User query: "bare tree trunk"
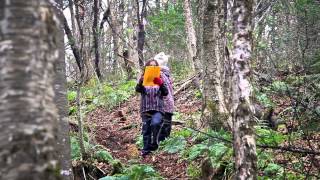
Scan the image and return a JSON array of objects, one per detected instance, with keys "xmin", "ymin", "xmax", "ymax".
[
  {"xmin": 93, "ymin": 0, "xmax": 102, "ymax": 80},
  {"xmin": 231, "ymin": 0, "xmax": 257, "ymax": 179},
  {"xmin": 117, "ymin": 0, "xmax": 125, "ymax": 74},
  {"xmin": 202, "ymin": 0, "xmax": 215, "ymax": 128},
  {"xmin": 0, "ymin": 1, "xmax": 62, "ymax": 179},
  {"xmin": 183, "ymin": 0, "xmax": 200, "ymax": 73},
  {"xmin": 156, "ymin": 0, "xmax": 160, "ymax": 9},
  {"xmin": 196, "ymin": 0, "xmax": 204, "ymax": 66},
  {"xmin": 123, "ymin": 50, "xmax": 134, "ymax": 80},
  {"xmin": 106, "ymin": 0, "xmax": 122, "ymax": 72},
  {"xmin": 74, "ymin": 0, "xmax": 91, "ymax": 81},
  {"xmin": 126, "ymin": 0, "xmax": 138, "ymax": 74},
  {"xmin": 68, "ymin": 0, "xmax": 77, "ymax": 36},
  {"xmin": 78, "ymin": 1, "xmax": 94, "ymax": 82},
  {"xmin": 53, "ymin": 0, "xmax": 74, "ymax": 178},
  {"xmin": 202, "ymin": 0, "xmax": 230, "ymax": 129},
  {"xmin": 223, "ymin": 0, "xmax": 233, "ymax": 111},
  {"xmin": 64, "ymin": 14, "xmax": 83, "ymax": 72},
  {"xmin": 75, "ymin": 0, "xmax": 84, "ymax": 46},
  {"xmin": 136, "ymin": 0, "xmax": 147, "ymax": 68}
]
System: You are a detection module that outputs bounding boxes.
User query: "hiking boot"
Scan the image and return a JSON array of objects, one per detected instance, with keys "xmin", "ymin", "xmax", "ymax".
[
  {"xmin": 149, "ymin": 144, "xmax": 158, "ymax": 151},
  {"xmin": 141, "ymin": 150, "xmax": 151, "ymax": 157}
]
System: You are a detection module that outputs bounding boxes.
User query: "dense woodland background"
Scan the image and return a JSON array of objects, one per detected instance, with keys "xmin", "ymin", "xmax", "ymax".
[{"xmin": 0, "ymin": 0, "xmax": 320, "ymax": 179}]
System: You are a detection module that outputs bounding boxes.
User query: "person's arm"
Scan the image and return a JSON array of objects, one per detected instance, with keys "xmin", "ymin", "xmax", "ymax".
[
  {"xmin": 135, "ymin": 77, "xmax": 145, "ymax": 94},
  {"xmin": 153, "ymin": 77, "xmax": 168, "ymax": 96},
  {"xmin": 159, "ymin": 83, "xmax": 168, "ymax": 96}
]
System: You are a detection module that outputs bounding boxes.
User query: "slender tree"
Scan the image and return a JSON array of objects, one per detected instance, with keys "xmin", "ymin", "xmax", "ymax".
[
  {"xmin": 53, "ymin": 0, "xmax": 74, "ymax": 179},
  {"xmin": 68, "ymin": 0, "xmax": 77, "ymax": 37},
  {"xmin": 136, "ymin": 0, "xmax": 147, "ymax": 68},
  {"xmin": 183, "ymin": 0, "xmax": 200, "ymax": 73},
  {"xmin": 156, "ymin": 0, "xmax": 160, "ymax": 9},
  {"xmin": 93, "ymin": 0, "xmax": 102, "ymax": 79},
  {"xmin": 0, "ymin": 0, "xmax": 62, "ymax": 179},
  {"xmin": 108, "ymin": 0, "xmax": 122, "ymax": 71},
  {"xmin": 124, "ymin": 0, "xmax": 136, "ymax": 79},
  {"xmin": 231, "ymin": 0, "xmax": 257, "ymax": 179},
  {"xmin": 64, "ymin": 14, "xmax": 83, "ymax": 72}
]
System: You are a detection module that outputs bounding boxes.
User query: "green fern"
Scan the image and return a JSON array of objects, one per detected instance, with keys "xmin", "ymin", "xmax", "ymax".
[
  {"xmin": 160, "ymin": 136, "xmax": 186, "ymax": 154},
  {"xmin": 94, "ymin": 150, "xmax": 114, "ymax": 163}
]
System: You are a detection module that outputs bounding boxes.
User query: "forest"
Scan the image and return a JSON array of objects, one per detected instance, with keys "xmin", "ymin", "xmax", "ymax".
[{"xmin": 0, "ymin": 0, "xmax": 319, "ymax": 179}]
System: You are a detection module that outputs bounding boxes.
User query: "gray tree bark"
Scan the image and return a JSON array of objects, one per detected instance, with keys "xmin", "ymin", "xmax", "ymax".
[
  {"xmin": 231, "ymin": 0, "xmax": 257, "ymax": 179},
  {"xmin": 0, "ymin": 0, "xmax": 62, "ymax": 179},
  {"xmin": 53, "ymin": 0, "xmax": 74, "ymax": 179},
  {"xmin": 124, "ymin": 0, "xmax": 137, "ymax": 79},
  {"xmin": 63, "ymin": 14, "xmax": 83, "ymax": 72},
  {"xmin": 93, "ymin": 0, "xmax": 102, "ymax": 79},
  {"xmin": 201, "ymin": 0, "xmax": 231, "ymax": 129},
  {"xmin": 156, "ymin": 0, "xmax": 160, "ymax": 9},
  {"xmin": 136, "ymin": 0, "xmax": 147, "ymax": 68},
  {"xmin": 183, "ymin": 0, "xmax": 200, "ymax": 73},
  {"xmin": 68, "ymin": 0, "xmax": 77, "ymax": 37},
  {"xmin": 108, "ymin": 0, "xmax": 122, "ymax": 71}
]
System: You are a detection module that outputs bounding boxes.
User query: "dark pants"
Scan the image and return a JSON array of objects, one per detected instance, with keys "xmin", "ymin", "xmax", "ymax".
[
  {"xmin": 141, "ymin": 111, "xmax": 163, "ymax": 152},
  {"xmin": 159, "ymin": 113, "xmax": 173, "ymax": 141}
]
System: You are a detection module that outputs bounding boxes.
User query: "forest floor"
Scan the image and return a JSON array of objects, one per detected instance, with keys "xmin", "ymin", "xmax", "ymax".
[
  {"xmin": 87, "ymin": 83, "xmax": 201, "ymax": 179},
  {"xmin": 79, "ymin": 76, "xmax": 320, "ymax": 179}
]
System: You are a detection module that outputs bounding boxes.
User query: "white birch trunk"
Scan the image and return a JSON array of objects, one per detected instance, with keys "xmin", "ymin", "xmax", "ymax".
[
  {"xmin": 0, "ymin": 0, "xmax": 62, "ymax": 179},
  {"xmin": 231, "ymin": 0, "xmax": 257, "ymax": 179}
]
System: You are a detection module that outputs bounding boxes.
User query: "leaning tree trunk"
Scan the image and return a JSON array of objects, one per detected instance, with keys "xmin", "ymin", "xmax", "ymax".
[
  {"xmin": 0, "ymin": 1, "xmax": 62, "ymax": 179},
  {"xmin": 63, "ymin": 14, "xmax": 83, "ymax": 72},
  {"xmin": 231, "ymin": 0, "xmax": 257, "ymax": 179}
]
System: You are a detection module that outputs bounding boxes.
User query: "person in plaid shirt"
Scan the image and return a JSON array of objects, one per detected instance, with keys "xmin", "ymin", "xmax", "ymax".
[{"xmin": 136, "ymin": 59, "xmax": 169, "ymax": 156}]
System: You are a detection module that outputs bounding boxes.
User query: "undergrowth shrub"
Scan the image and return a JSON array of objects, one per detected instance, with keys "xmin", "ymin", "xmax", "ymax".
[
  {"xmin": 135, "ymin": 135, "xmax": 143, "ymax": 149},
  {"xmin": 67, "ymin": 80, "xmax": 136, "ymax": 116},
  {"xmin": 256, "ymin": 126, "xmax": 286, "ymax": 146},
  {"xmin": 94, "ymin": 149, "xmax": 114, "ymax": 163},
  {"xmin": 159, "ymin": 136, "xmax": 186, "ymax": 154},
  {"xmin": 186, "ymin": 163, "xmax": 201, "ymax": 179},
  {"xmin": 167, "ymin": 128, "xmax": 297, "ymax": 179},
  {"xmin": 270, "ymin": 80, "xmax": 289, "ymax": 94},
  {"xmin": 99, "ymin": 164, "xmax": 164, "ymax": 180},
  {"xmin": 70, "ymin": 134, "xmax": 93, "ymax": 160}
]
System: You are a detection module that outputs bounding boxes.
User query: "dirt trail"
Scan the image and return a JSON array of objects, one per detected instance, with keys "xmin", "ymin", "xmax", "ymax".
[{"xmin": 87, "ymin": 86, "xmax": 201, "ymax": 179}]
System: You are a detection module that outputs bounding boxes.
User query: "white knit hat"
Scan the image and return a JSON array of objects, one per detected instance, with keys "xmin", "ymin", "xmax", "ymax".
[{"xmin": 154, "ymin": 52, "xmax": 170, "ymax": 67}]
